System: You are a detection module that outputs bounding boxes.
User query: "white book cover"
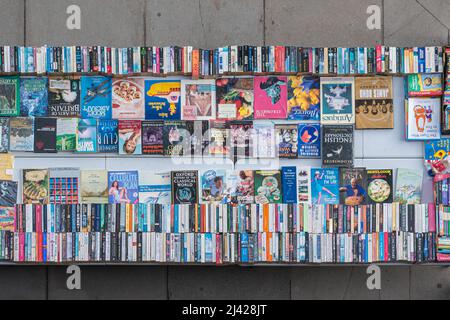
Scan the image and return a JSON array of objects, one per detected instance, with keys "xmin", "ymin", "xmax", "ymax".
[
  {"xmin": 138, "ymin": 171, "xmax": 171, "ymax": 205},
  {"xmin": 406, "ymin": 97, "xmax": 441, "ymax": 140}
]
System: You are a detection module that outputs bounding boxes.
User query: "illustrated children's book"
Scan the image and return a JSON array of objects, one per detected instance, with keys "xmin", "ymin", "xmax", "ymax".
[
  {"xmin": 254, "ymin": 76, "xmax": 287, "ymax": 119},
  {"xmin": 22, "ymin": 169, "xmax": 49, "ymax": 204},
  {"xmin": 48, "ymin": 77, "xmax": 80, "ymax": 117},
  {"xmin": 287, "ymin": 76, "xmax": 320, "ymax": 121},
  {"xmin": 394, "ymin": 168, "xmax": 423, "ymax": 204},
  {"xmin": 97, "ymin": 119, "xmax": 119, "ymax": 153},
  {"xmin": 118, "ymin": 120, "xmax": 142, "ymax": 155},
  {"xmin": 138, "ymin": 171, "xmax": 171, "ymax": 205},
  {"xmin": 80, "ymin": 170, "xmax": 108, "ymax": 204},
  {"xmin": 320, "ymin": 77, "xmax": 355, "ymax": 125},
  {"xmin": 311, "ymin": 168, "xmax": 339, "ymax": 205},
  {"xmin": 20, "ymin": 77, "xmax": 48, "ymax": 117},
  {"xmin": 112, "ymin": 77, "xmax": 145, "ymax": 119},
  {"xmin": 108, "ymin": 171, "xmax": 139, "ymax": 205},
  {"xmin": 80, "ymin": 76, "xmax": 112, "ymax": 119},
  {"xmin": 181, "ymin": 79, "xmax": 216, "ymax": 120},
  {"xmin": 254, "ymin": 170, "xmax": 282, "ymax": 204},
  {"xmin": 339, "ymin": 168, "xmax": 367, "ymax": 205},
  {"xmin": 366, "ymin": 169, "xmax": 393, "ymax": 204},
  {"xmin": 171, "ymin": 171, "xmax": 199, "ymax": 204},
  {"xmin": 0, "ymin": 76, "xmax": 19, "ymax": 116},
  {"xmin": 76, "ymin": 119, "xmax": 97, "ymax": 153},
  {"xmin": 216, "ymin": 77, "xmax": 254, "ymax": 120},
  {"xmin": 298, "ymin": 123, "xmax": 320, "ymax": 158},
  {"xmin": 406, "ymin": 97, "xmax": 441, "ymax": 140},
  {"xmin": 56, "ymin": 118, "xmax": 77, "ymax": 152},
  {"xmin": 407, "ymin": 73, "xmax": 443, "ymax": 97},
  {"xmin": 145, "ymin": 80, "xmax": 181, "ymax": 120}
]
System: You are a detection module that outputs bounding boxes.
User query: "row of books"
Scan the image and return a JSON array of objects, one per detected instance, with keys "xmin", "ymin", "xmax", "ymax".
[
  {"xmin": 0, "ymin": 231, "xmax": 437, "ymax": 264},
  {"xmin": 9, "ymin": 203, "xmax": 436, "ymax": 235},
  {"xmin": 0, "ymin": 46, "xmax": 444, "ymax": 76},
  {"xmin": 1, "ymin": 167, "xmax": 425, "ymax": 207}
]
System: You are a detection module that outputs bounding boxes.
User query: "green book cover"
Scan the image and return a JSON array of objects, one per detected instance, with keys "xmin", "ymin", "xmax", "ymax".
[{"xmin": 0, "ymin": 76, "xmax": 19, "ymax": 116}]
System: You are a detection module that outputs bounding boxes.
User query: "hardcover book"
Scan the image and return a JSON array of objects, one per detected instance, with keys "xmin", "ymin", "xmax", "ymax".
[
  {"xmin": 97, "ymin": 119, "xmax": 119, "ymax": 153},
  {"xmin": 230, "ymin": 170, "xmax": 254, "ymax": 204},
  {"xmin": 145, "ymin": 80, "xmax": 181, "ymax": 120},
  {"xmin": 366, "ymin": 169, "xmax": 393, "ymax": 204},
  {"xmin": 56, "ymin": 118, "xmax": 77, "ymax": 152},
  {"xmin": 0, "ymin": 180, "xmax": 17, "ymax": 206},
  {"xmin": 281, "ymin": 166, "xmax": 297, "ymax": 204},
  {"xmin": 355, "ymin": 76, "xmax": 394, "ymax": 129},
  {"xmin": 287, "ymin": 76, "xmax": 320, "ymax": 121},
  {"xmin": 138, "ymin": 171, "xmax": 171, "ymax": 204},
  {"xmin": 394, "ymin": 168, "xmax": 423, "ymax": 204},
  {"xmin": 322, "ymin": 125, "xmax": 353, "ymax": 167},
  {"xmin": 33, "ymin": 117, "xmax": 57, "ymax": 153},
  {"xmin": 9, "ymin": 117, "xmax": 34, "ymax": 152},
  {"xmin": 80, "ymin": 170, "xmax": 108, "ymax": 204},
  {"xmin": 407, "ymin": 73, "xmax": 443, "ymax": 97},
  {"xmin": 320, "ymin": 77, "xmax": 355, "ymax": 125},
  {"xmin": 163, "ymin": 120, "xmax": 192, "ymax": 157},
  {"xmin": 142, "ymin": 121, "xmax": 164, "ymax": 155},
  {"xmin": 48, "ymin": 168, "xmax": 80, "ymax": 204},
  {"xmin": 252, "ymin": 121, "xmax": 276, "ymax": 158},
  {"xmin": 298, "ymin": 123, "xmax": 320, "ymax": 158},
  {"xmin": 276, "ymin": 124, "xmax": 298, "ymax": 159},
  {"xmin": 0, "ymin": 118, "xmax": 9, "ymax": 153},
  {"xmin": 20, "ymin": 77, "xmax": 48, "ymax": 117},
  {"xmin": 118, "ymin": 120, "xmax": 142, "ymax": 155},
  {"xmin": 0, "ymin": 76, "xmax": 19, "ymax": 116},
  {"xmin": 112, "ymin": 78, "xmax": 145, "ymax": 119},
  {"xmin": 339, "ymin": 168, "xmax": 367, "ymax": 205},
  {"xmin": 22, "ymin": 169, "xmax": 49, "ymax": 204},
  {"xmin": 200, "ymin": 169, "xmax": 229, "ymax": 204},
  {"xmin": 311, "ymin": 168, "xmax": 339, "ymax": 205},
  {"xmin": 297, "ymin": 166, "xmax": 311, "ymax": 204},
  {"xmin": 48, "ymin": 77, "xmax": 80, "ymax": 117},
  {"xmin": 254, "ymin": 76, "xmax": 287, "ymax": 119},
  {"xmin": 0, "ymin": 207, "xmax": 14, "ymax": 231},
  {"xmin": 181, "ymin": 79, "xmax": 216, "ymax": 120},
  {"xmin": 108, "ymin": 171, "xmax": 139, "ymax": 205},
  {"xmin": 171, "ymin": 170, "xmax": 199, "ymax": 204},
  {"xmin": 216, "ymin": 77, "xmax": 254, "ymax": 120},
  {"xmin": 80, "ymin": 76, "xmax": 112, "ymax": 119},
  {"xmin": 76, "ymin": 119, "xmax": 97, "ymax": 153},
  {"xmin": 254, "ymin": 170, "xmax": 282, "ymax": 204},
  {"xmin": 406, "ymin": 97, "xmax": 441, "ymax": 140}
]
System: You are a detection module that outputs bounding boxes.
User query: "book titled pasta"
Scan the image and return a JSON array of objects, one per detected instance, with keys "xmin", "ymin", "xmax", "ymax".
[{"xmin": 254, "ymin": 76, "xmax": 287, "ymax": 119}]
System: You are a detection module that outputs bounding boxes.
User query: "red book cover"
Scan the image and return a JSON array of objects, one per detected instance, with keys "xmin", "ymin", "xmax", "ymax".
[{"xmin": 428, "ymin": 203, "xmax": 436, "ymax": 232}]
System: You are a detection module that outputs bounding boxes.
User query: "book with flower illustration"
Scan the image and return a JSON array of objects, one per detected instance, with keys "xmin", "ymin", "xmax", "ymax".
[
  {"xmin": 216, "ymin": 77, "xmax": 254, "ymax": 120},
  {"xmin": 181, "ymin": 79, "xmax": 216, "ymax": 120},
  {"xmin": 145, "ymin": 80, "xmax": 181, "ymax": 120},
  {"xmin": 254, "ymin": 76, "xmax": 287, "ymax": 119},
  {"xmin": 287, "ymin": 76, "xmax": 320, "ymax": 121},
  {"xmin": 22, "ymin": 169, "xmax": 49, "ymax": 204},
  {"xmin": 112, "ymin": 77, "xmax": 145, "ymax": 119}
]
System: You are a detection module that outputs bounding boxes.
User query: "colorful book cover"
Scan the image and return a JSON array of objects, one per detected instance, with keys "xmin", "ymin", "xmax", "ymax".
[
  {"xmin": 142, "ymin": 121, "xmax": 164, "ymax": 155},
  {"xmin": 0, "ymin": 180, "xmax": 17, "ymax": 206},
  {"xmin": 145, "ymin": 80, "xmax": 181, "ymax": 120},
  {"xmin": 9, "ymin": 117, "xmax": 34, "ymax": 152},
  {"xmin": 407, "ymin": 73, "xmax": 443, "ymax": 97},
  {"xmin": 200, "ymin": 169, "xmax": 230, "ymax": 204},
  {"xmin": 163, "ymin": 120, "xmax": 192, "ymax": 157},
  {"xmin": 320, "ymin": 77, "xmax": 355, "ymax": 125},
  {"xmin": 254, "ymin": 76, "xmax": 287, "ymax": 119},
  {"xmin": 297, "ymin": 166, "xmax": 311, "ymax": 204},
  {"xmin": 311, "ymin": 168, "xmax": 339, "ymax": 205},
  {"xmin": 181, "ymin": 79, "xmax": 216, "ymax": 120},
  {"xmin": 406, "ymin": 97, "xmax": 441, "ymax": 140},
  {"xmin": 0, "ymin": 207, "xmax": 15, "ymax": 231},
  {"xmin": 97, "ymin": 119, "xmax": 119, "ymax": 153},
  {"xmin": 171, "ymin": 170, "xmax": 199, "ymax": 204},
  {"xmin": 80, "ymin": 76, "xmax": 112, "ymax": 119},
  {"xmin": 20, "ymin": 77, "xmax": 48, "ymax": 117},
  {"xmin": 339, "ymin": 168, "xmax": 367, "ymax": 205},
  {"xmin": 48, "ymin": 77, "xmax": 80, "ymax": 117},
  {"xmin": 207, "ymin": 120, "xmax": 230, "ymax": 157},
  {"xmin": 254, "ymin": 170, "xmax": 282, "ymax": 204},
  {"xmin": 112, "ymin": 77, "xmax": 145, "ymax": 119},
  {"xmin": 0, "ymin": 76, "xmax": 19, "ymax": 116},
  {"xmin": 424, "ymin": 138, "xmax": 450, "ymax": 160},
  {"xmin": 56, "ymin": 118, "xmax": 77, "ymax": 152},
  {"xmin": 138, "ymin": 171, "xmax": 171, "ymax": 204},
  {"xmin": 287, "ymin": 76, "xmax": 320, "ymax": 121},
  {"xmin": 118, "ymin": 120, "xmax": 142, "ymax": 155},
  {"xmin": 355, "ymin": 76, "xmax": 394, "ymax": 129},
  {"xmin": 298, "ymin": 123, "xmax": 320, "ymax": 158},
  {"xmin": 394, "ymin": 168, "xmax": 423, "ymax": 204},
  {"xmin": 76, "ymin": 119, "xmax": 97, "ymax": 153},
  {"xmin": 276, "ymin": 124, "xmax": 298, "ymax": 159},
  {"xmin": 49, "ymin": 168, "xmax": 80, "ymax": 205},
  {"xmin": 228, "ymin": 121, "xmax": 253, "ymax": 159},
  {"xmin": 0, "ymin": 154, "xmax": 14, "ymax": 181},
  {"xmin": 216, "ymin": 77, "xmax": 254, "ymax": 120},
  {"xmin": 80, "ymin": 170, "xmax": 108, "ymax": 204},
  {"xmin": 366, "ymin": 169, "xmax": 393, "ymax": 204},
  {"xmin": 34, "ymin": 117, "xmax": 57, "ymax": 153},
  {"xmin": 252, "ymin": 121, "xmax": 276, "ymax": 158},
  {"xmin": 22, "ymin": 169, "xmax": 49, "ymax": 204},
  {"xmin": 230, "ymin": 170, "xmax": 254, "ymax": 204},
  {"xmin": 0, "ymin": 118, "xmax": 9, "ymax": 153},
  {"xmin": 108, "ymin": 171, "xmax": 139, "ymax": 205},
  {"xmin": 322, "ymin": 125, "xmax": 353, "ymax": 167},
  {"xmin": 281, "ymin": 167, "xmax": 297, "ymax": 204}
]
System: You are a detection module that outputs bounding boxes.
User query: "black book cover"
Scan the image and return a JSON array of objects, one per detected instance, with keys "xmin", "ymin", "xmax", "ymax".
[
  {"xmin": 142, "ymin": 120, "xmax": 164, "ymax": 155},
  {"xmin": 366, "ymin": 169, "xmax": 393, "ymax": 204},
  {"xmin": 171, "ymin": 170, "xmax": 199, "ymax": 204},
  {"xmin": 321, "ymin": 125, "xmax": 353, "ymax": 167},
  {"xmin": 0, "ymin": 180, "xmax": 17, "ymax": 206},
  {"xmin": 0, "ymin": 117, "xmax": 9, "ymax": 153},
  {"xmin": 163, "ymin": 120, "xmax": 193, "ymax": 157},
  {"xmin": 34, "ymin": 117, "xmax": 57, "ymax": 153}
]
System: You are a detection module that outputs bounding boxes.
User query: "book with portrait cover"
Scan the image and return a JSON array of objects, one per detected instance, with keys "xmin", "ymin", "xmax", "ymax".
[
  {"xmin": 207, "ymin": 120, "xmax": 230, "ymax": 157},
  {"xmin": 97, "ymin": 119, "xmax": 119, "ymax": 153},
  {"xmin": 407, "ymin": 73, "xmax": 443, "ymax": 97},
  {"xmin": 118, "ymin": 120, "xmax": 142, "ymax": 155},
  {"xmin": 108, "ymin": 171, "xmax": 139, "ymax": 205},
  {"xmin": 216, "ymin": 77, "xmax": 254, "ymax": 120},
  {"xmin": 56, "ymin": 118, "xmax": 77, "ymax": 152},
  {"xmin": 48, "ymin": 77, "xmax": 80, "ymax": 117},
  {"xmin": 298, "ymin": 123, "xmax": 320, "ymax": 158},
  {"xmin": 296, "ymin": 166, "xmax": 311, "ymax": 204},
  {"xmin": 80, "ymin": 76, "xmax": 112, "ymax": 119},
  {"xmin": 20, "ymin": 77, "xmax": 48, "ymax": 117},
  {"xmin": 287, "ymin": 76, "xmax": 320, "ymax": 121},
  {"xmin": 355, "ymin": 76, "xmax": 394, "ymax": 129},
  {"xmin": 163, "ymin": 120, "xmax": 192, "ymax": 157},
  {"xmin": 181, "ymin": 79, "xmax": 216, "ymax": 120},
  {"xmin": 322, "ymin": 125, "xmax": 353, "ymax": 167},
  {"xmin": 230, "ymin": 170, "xmax": 254, "ymax": 204},
  {"xmin": 252, "ymin": 121, "xmax": 276, "ymax": 159},
  {"xmin": 406, "ymin": 97, "xmax": 441, "ymax": 140},
  {"xmin": 276, "ymin": 124, "xmax": 298, "ymax": 159},
  {"xmin": 394, "ymin": 168, "xmax": 423, "ymax": 204},
  {"xmin": 254, "ymin": 76, "xmax": 287, "ymax": 119},
  {"xmin": 80, "ymin": 170, "xmax": 108, "ymax": 204},
  {"xmin": 0, "ymin": 180, "xmax": 17, "ymax": 206},
  {"xmin": 9, "ymin": 117, "xmax": 34, "ymax": 152},
  {"xmin": 320, "ymin": 77, "xmax": 355, "ymax": 125},
  {"xmin": 0, "ymin": 118, "xmax": 9, "ymax": 153},
  {"xmin": 112, "ymin": 77, "xmax": 145, "ymax": 119},
  {"xmin": 200, "ymin": 169, "xmax": 230, "ymax": 204},
  {"xmin": 339, "ymin": 168, "xmax": 367, "ymax": 205},
  {"xmin": 22, "ymin": 169, "xmax": 49, "ymax": 204},
  {"xmin": 48, "ymin": 168, "xmax": 80, "ymax": 205},
  {"xmin": 254, "ymin": 170, "xmax": 282, "ymax": 204},
  {"xmin": 171, "ymin": 170, "xmax": 199, "ymax": 204},
  {"xmin": 0, "ymin": 76, "xmax": 19, "ymax": 116},
  {"xmin": 281, "ymin": 166, "xmax": 297, "ymax": 204},
  {"xmin": 138, "ymin": 171, "xmax": 171, "ymax": 205},
  {"xmin": 145, "ymin": 80, "xmax": 181, "ymax": 120},
  {"xmin": 311, "ymin": 168, "xmax": 339, "ymax": 205},
  {"xmin": 76, "ymin": 119, "xmax": 97, "ymax": 153},
  {"xmin": 142, "ymin": 121, "xmax": 164, "ymax": 155},
  {"xmin": 366, "ymin": 169, "xmax": 393, "ymax": 204},
  {"xmin": 34, "ymin": 117, "xmax": 57, "ymax": 153},
  {"xmin": 227, "ymin": 121, "xmax": 253, "ymax": 159}
]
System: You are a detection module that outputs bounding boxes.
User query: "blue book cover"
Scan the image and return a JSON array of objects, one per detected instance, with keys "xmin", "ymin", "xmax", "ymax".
[
  {"xmin": 418, "ymin": 47, "xmax": 425, "ymax": 73},
  {"xmin": 311, "ymin": 168, "xmax": 339, "ymax": 205},
  {"xmin": 282, "ymin": 166, "xmax": 297, "ymax": 204},
  {"xmin": 80, "ymin": 76, "xmax": 112, "ymax": 119},
  {"xmin": 241, "ymin": 233, "xmax": 249, "ymax": 263},
  {"xmin": 76, "ymin": 119, "xmax": 97, "ymax": 153},
  {"xmin": 145, "ymin": 80, "xmax": 181, "ymax": 120},
  {"xmin": 20, "ymin": 77, "xmax": 48, "ymax": 116},
  {"xmin": 97, "ymin": 119, "xmax": 118, "ymax": 153},
  {"xmin": 298, "ymin": 123, "xmax": 320, "ymax": 158},
  {"xmin": 287, "ymin": 76, "xmax": 320, "ymax": 121},
  {"xmin": 108, "ymin": 171, "xmax": 139, "ymax": 205}
]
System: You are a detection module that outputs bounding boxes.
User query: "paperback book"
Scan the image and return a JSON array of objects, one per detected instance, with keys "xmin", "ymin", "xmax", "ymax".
[
  {"xmin": 118, "ymin": 120, "xmax": 142, "ymax": 155},
  {"xmin": 181, "ymin": 79, "xmax": 216, "ymax": 120},
  {"xmin": 298, "ymin": 123, "xmax": 320, "ymax": 158},
  {"xmin": 142, "ymin": 121, "xmax": 164, "ymax": 155},
  {"xmin": 281, "ymin": 167, "xmax": 297, "ymax": 204},
  {"xmin": 297, "ymin": 166, "xmax": 311, "ymax": 204},
  {"xmin": 407, "ymin": 73, "xmax": 443, "ymax": 97},
  {"xmin": 190, "ymin": 120, "xmax": 209, "ymax": 157},
  {"xmin": 76, "ymin": 119, "xmax": 97, "ymax": 153},
  {"xmin": 406, "ymin": 97, "xmax": 441, "ymax": 140},
  {"xmin": 252, "ymin": 121, "xmax": 276, "ymax": 158},
  {"xmin": 108, "ymin": 171, "xmax": 139, "ymax": 205},
  {"xmin": 0, "ymin": 207, "xmax": 14, "ymax": 232},
  {"xmin": 80, "ymin": 170, "xmax": 108, "ymax": 204},
  {"xmin": 339, "ymin": 168, "xmax": 367, "ymax": 205},
  {"xmin": 254, "ymin": 76, "xmax": 287, "ymax": 119},
  {"xmin": 20, "ymin": 77, "xmax": 48, "ymax": 117},
  {"xmin": 366, "ymin": 169, "xmax": 393, "ymax": 204},
  {"xmin": 56, "ymin": 118, "xmax": 77, "ymax": 152},
  {"xmin": 163, "ymin": 120, "xmax": 192, "ymax": 157},
  {"xmin": 48, "ymin": 77, "xmax": 80, "ymax": 117},
  {"xmin": 320, "ymin": 77, "xmax": 355, "ymax": 125},
  {"xmin": 395, "ymin": 168, "xmax": 423, "ymax": 204},
  {"xmin": 230, "ymin": 170, "xmax": 254, "ymax": 204},
  {"xmin": 287, "ymin": 76, "xmax": 320, "ymax": 121},
  {"xmin": 171, "ymin": 170, "xmax": 199, "ymax": 204},
  {"xmin": 0, "ymin": 180, "xmax": 17, "ymax": 206},
  {"xmin": 145, "ymin": 80, "xmax": 181, "ymax": 120},
  {"xmin": 228, "ymin": 121, "xmax": 253, "ymax": 159},
  {"xmin": 0, "ymin": 118, "xmax": 9, "ymax": 153},
  {"xmin": 0, "ymin": 76, "xmax": 19, "ymax": 116},
  {"xmin": 138, "ymin": 171, "xmax": 171, "ymax": 205},
  {"xmin": 22, "ymin": 169, "xmax": 49, "ymax": 204},
  {"xmin": 49, "ymin": 168, "xmax": 80, "ymax": 204},
  {"xmin": 112, "ymin": 78, "xmax": 145, "ymax": 119},
  {"xmin": 311, "ymin": 168, "xmax": 339, "ymax": 205},
  {"xmin": 9, "ymin": 117, "xmax": 34, "ymax": 152},
  {"xmin": 276, "ymin": 124, "xmax": 298, "ymax": 159},
  {"xmin": 322, "ymin": 125, "xmax": 354, "ymax": 167},
  {"xmin": 254, "ymin": 170, "xmax": 282, "ymax": 204},
  {"xmin": 97, "ymin": 119, "xmax": 119, "ymax": 153},
  {"xmin": 33, "ymin": 117, "xmax": 57, "ymax": 153},
  {"xmin": 80, "ymin": 76, "xmax": 112, "ymax": 119},
  {"xmin": 216, "ymin": 77, "xmax": 254, "ymax": 120},
  {"xmin": 200, "ymin": 169, "xmax": 230, "ymax": 204},
  {"xmin": 208, "ymin": 120, "xmax": 230, "ymax": 157}
]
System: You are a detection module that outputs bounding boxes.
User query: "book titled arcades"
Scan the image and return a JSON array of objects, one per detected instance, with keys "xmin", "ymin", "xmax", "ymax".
[{"xmin": 322, "ymin": 125, "xmax": 353, "ymax": 167}]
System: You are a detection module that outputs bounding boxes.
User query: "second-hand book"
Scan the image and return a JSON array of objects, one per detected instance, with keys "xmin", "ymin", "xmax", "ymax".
[
  {"xmin": 254, "ymin": 76, "xmax": 288, "ymax": 119},
  {"xmin": 48, "ymin": 168, "xmax": 80, "ymax": 204},
  {"xmin": 22, "ymin": 169, "xmax": 49, "ymax": 204},
  {"xmin": 163, "ymin": 120, "xmax": 192, "ymax": 157},
  {"xmin": 112, "ymin": 78, "xmax": 145, "ymax": 119},
  {"xmin": 208, "ymin": 120, "xmax": 230, "ymax": 157},
  {"xmin": 407, "ymin": 73, "xmax": 443, "ymax": 97},
  {"xmin": 34, "ymin": 117, "xmax": 57, "ymax": 153},
  {"xmin": 20, "ymin": 77, "xmax": 48, "ymax": 117},
  {"xmin": 366, "ymin": 169, "xmax": 393, "ymax": 204},
  {"xmin": 216, "ymin": 77, "xmax": 254, "ymax": 120},
  {"xmin": 298, "ymin": 123, "xmax": 321, "ymax": 158},
  {"xmin": 228, "ymin": 121, "xmax": 253, "ymax": 159},
  {"xmin": 0, "ymin": 118, "xmax": 9, "ymax": 153},
  {"xmin": 118, "ymin": 120, "xmax": 142, "ymax": 155},
  {"xmin": 108, "ymin": 171, "xmax": 139, "ymax": 205},
  {"xmin": 48, "ymin": 77, "xmax": 81, "ymax": 117},
  {"xmin": 145, "ymin": 80, "xmax": 181, "ymax": 120},
  {"xmin": 76, "ymin": 119, "xmax": 97, "ymax": 153},
  {"xmin": 355, "ymin": 76, "xmax": 394, "ymax": 129},
  {"xmin": 181, "ymin": 79, "xmax": 216, "ymax": 120},
  {"xmin": 406, "ymin": 97, "xmax": 441, "ymax": 140},
  {"xmin": 322, "ymin": 125, "xmax": 354, "ymax": 167},
  {"xmin": 0, "ymin": 180, "xmax": 17, "ymax": 206},
  {"xmin": 339, "ymin": 168, "xmax": 367, "ymax": 205},
  {"xmin": 80, "ymin": 170, "xmax": 108, "ymax": 204},
  {"xmin": 142, "ymin": 121, "xmax": 164, "ymax": 155},
  {"xmin": 297, "ymin": 167, "xmax": 311, "ymax": 204},
  {"xmin": 200, "ymin": 169, "xmax": 230, "ymax": 204},
  {"xmin": 9, "ymin": 117, "xmax": 34, "ymax": 152},
  {"xmin": 171, "ymin": 170, "xmax": 199, "ymax": 204},
  {"xmin": 252, "ymin": 121, "xmax": 276, "ymax": 158},
  {"xmin": 0, "ymin": 76, "xmax": 19, "ymax": 116},
  {"xmin": 394, "ymin": 168, "xmax": 423, "ymax": 204},
  {"xmin": 281, "ymin": 166, "xmax": 297, "ymax": 204},
  {"xmin": 287, "ymin": 76, "xmax": 320, "ymax": 121},
  {"xmin": 320, "ymin": 77, "xmax": 355, "ymax": 125},
  {"xmin": 311, "ymin": 168, "xmax": 339, "ymax": 205},
  {"xmin": 138, "ymin": 171, "xmax": 171, "ymax": 204},
  {"xmin": 97, "ymin": 119, "xmax": 119, "ymax": 153},
  {"xmin": 254, "ymin": 170, "xmax": 282, "ymax": 204},
  {"xmin": 80, "ymin": 76, "xmax": 112, "ymax": 119},
  {"xmin": 276, "ymin": 124, "xmax": 298, "ymax": 159},
  {"xmin": 56, "ymin": 118, "xmax": 77, "ymax": 152},
  {"xmin": 230, "ymin": 170, "xmax": 254, "ymax": 204}
]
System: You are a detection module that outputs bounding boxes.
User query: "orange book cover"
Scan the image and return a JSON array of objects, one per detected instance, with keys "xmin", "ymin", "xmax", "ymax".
[
  {"xmin": 192, "ymin": 49, "xmax": 200, "ymax": 79},
  {"xmin": 263, "ymin": 204, "xmax": 269, "ymax": 232}
]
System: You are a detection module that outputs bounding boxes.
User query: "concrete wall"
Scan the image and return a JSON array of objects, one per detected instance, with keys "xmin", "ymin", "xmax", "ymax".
[{"xmin": 1, "ymin": 0, "xmax": 450, "ymax": 299}]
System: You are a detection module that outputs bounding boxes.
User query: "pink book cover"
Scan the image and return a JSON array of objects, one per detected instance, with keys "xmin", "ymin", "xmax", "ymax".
[
  {"xmin": 253, "ymin": 76, "xmax": 287, "ymax": 119},
  {"xmin": 36, "ymin": 205, "xmax": 42, "ymax": 234},
  {"xmin": 428, "ymin": 203, "xmax": 436, "ymax": 233},
  {"xmin": 19, "ymin": 232, "xmax": 24, "ymax": 262},
  {"xmin": 437, "ymin": 253, "xmax": 450, "ymax": 262}
]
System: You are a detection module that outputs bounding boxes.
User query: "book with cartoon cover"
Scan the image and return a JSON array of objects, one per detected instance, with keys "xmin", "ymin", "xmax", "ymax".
[
  {"xmin": 254, "ymin": 170, "xmax": 282, "ymax": 204},
  {"xmin": 254, "ymin": 76, "xmax": 287, "ymax": 119},
  {"xmin": 145, "ymin": 80, "xmax": 181, "ymax": 120}
]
